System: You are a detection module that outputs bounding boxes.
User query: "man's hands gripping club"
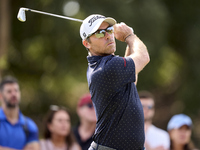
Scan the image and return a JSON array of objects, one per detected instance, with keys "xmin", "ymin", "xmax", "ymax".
[
  {"xmin": 114, "ymin": 22, "xmax": 150, "ymax": 76},
  {"xmin": 113, "ymin": 22, "xmax": 134, "ymax": 42}
]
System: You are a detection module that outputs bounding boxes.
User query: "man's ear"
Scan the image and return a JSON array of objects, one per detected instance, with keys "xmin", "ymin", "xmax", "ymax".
[{"xmin": 82, "ymin": 40, "xmax": 91, "ymax": 49}]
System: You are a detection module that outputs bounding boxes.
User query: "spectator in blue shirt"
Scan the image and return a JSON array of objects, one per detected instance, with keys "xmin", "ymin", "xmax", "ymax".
[
  {"xmin": 0, "ymin": 76, "xmax": 39, "ymax": 150},
  {"xmin": 80, "ymin": 14, "xmax": 150, "ymax": 150}
]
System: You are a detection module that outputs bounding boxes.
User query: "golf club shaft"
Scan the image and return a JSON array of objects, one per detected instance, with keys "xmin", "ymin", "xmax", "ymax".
[{"xmin": 25, "ymin": 8, "xmax": 83, "ymax": 22}]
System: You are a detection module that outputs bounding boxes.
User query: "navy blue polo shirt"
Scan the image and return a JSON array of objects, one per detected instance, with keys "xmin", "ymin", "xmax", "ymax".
[
  {"xmin": 0, "ymin": 108, "xmax": 39, "ymax": 149},
  {"xmin": 87, "ymin": 55, "xmax": 145, "ymax": 150}
]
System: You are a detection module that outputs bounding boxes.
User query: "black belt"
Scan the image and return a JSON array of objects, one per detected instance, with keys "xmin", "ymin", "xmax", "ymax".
[
  {"xmin": 91, "ymin": 142, "xmax": 116, "ymax": 150},
  {"xmin": 90, "ymin": 141, "xmax": 145, "ymax": 150}
]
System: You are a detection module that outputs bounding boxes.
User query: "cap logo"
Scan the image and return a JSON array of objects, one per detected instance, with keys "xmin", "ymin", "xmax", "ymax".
[
  {"xmin": 83, "ymin": 32, "xmax": 87, "ymax": 37},
  {"xmin": 88, "ymin": 15, "xmax": 106, "ymax": 27}
]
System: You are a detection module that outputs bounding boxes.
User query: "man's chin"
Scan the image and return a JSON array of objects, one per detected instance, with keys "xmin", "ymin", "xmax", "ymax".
[
  {"xmin": 107, "ymin": 48, "xmax": 116, "ymax": 55},
  {"xmin": 6, "ymin": 103, "xmax": 18, "ymax": 108}
]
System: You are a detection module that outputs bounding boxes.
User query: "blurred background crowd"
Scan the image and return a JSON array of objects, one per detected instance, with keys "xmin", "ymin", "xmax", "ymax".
[{"xmin": 0, "ymin": 0, "xmax": 200, "ymax": 148}]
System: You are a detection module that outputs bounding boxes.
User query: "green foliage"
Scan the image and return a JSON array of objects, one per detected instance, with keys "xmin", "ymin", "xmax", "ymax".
[{"xmin": 1, "ymin": 0, "xmax": 200, "ymax": 146}]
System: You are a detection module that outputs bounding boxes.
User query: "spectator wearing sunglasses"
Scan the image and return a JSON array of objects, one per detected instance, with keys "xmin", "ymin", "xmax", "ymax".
[
  {"xmin": 80, "ymin": 14, "xmax": 150, "ymax": 150},
  {"xmin": 73, "ymin": 93, "xmax": 96, "ymax": 150},
  {"xmin": 139, "ymin": 90, "xmax": 170, "ymax": 150},
  {"xmin": 40, "ymin": 105, "xmax": 81, "ymax": 150}
]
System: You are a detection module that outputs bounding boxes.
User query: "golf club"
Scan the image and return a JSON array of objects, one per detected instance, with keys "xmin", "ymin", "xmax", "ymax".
[{"xmin": 17, "ymin": 7, "xmax": 83, "ymax": 22}]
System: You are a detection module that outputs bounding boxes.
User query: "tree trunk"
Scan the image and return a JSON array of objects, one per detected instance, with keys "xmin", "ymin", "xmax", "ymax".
[{"xmin": 0, "ymin": 0, "xmax": 10, "ymax": 79}]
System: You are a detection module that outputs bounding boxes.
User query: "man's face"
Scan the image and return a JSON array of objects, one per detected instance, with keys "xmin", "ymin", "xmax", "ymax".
[
  {"xmin": 84, "ymin": 21, "xmax": 116, "ymax": 56},
  {"xmin": 0, "ymin": 83, "xmax": 21, "ymax": 108},
  {"xmin": 140, "ymin": 98, "xmax": 155, "ymax": 122}
]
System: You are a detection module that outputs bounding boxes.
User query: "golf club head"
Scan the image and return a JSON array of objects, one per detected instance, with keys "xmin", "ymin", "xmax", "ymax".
[{"xmin": 17, "ymin": 8, "xmax": 26, "ymax": 22}]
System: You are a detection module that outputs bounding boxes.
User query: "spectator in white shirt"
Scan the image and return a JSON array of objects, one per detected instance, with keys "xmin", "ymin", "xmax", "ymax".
[{"xmin": 139, "ymin": 90, "xmax": 170, "ymax": 150}]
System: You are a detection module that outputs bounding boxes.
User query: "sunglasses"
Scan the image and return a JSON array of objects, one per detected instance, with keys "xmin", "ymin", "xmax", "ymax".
[
  {"xmin": 50, "ymin": 105, "xmax": 66, "ymax": 111},
  {"xmin": 89, "ymin": 26, "xmax": 114, "ymax": 38},
  {"xmin": 142, "ymin": 105, "xmax": 154, "ymax": 110}
]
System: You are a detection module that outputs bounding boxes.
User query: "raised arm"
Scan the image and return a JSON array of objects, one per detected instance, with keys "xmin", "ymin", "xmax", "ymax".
[{"xmin": 114, "ymin": 23, "xmax": 150, "ymax": 75}]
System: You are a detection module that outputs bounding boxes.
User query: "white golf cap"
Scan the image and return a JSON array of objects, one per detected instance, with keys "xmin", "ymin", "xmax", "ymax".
[
  {"xmin": 167, "ymin": 114, "xmax": 192, "ymax": 131},
  {"xmin": 80, "ymin": 14, "xmax": 116, "ymax": 40}
]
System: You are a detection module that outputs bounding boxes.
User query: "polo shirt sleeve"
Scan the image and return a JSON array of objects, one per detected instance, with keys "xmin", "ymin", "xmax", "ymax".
[
  {"xmin": 104, "ymin": 56, "xmax": 135, "ymax": 89},
  {"xmin": 26, "ymin": 117, "xmax": 39, "ymax": 144}
]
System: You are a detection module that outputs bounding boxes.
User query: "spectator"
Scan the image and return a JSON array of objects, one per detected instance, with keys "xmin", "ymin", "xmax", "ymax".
[
  {"xmin": 0, "ymin": 76, "xmax": 39, "ymax": 150},
  {"xmin": 139, "ymin": 90, "xmax": 170, "ymax": 150},
  {"xmin": 40, "ymin": 105, "xmax": 81, "ymax": 150},
  {"xmin": 73, "ymin": 93, "xmax": 96, "ymax": 150},
  {"xmin": 167, "ymin": 114, "xmax": 197, "ymax": 150}
]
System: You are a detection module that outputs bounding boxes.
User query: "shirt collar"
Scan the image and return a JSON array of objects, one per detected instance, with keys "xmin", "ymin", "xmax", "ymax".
[
  {"xmin": 87, "ymin": 55, "xmax": 113, "ymax": 67},
  {"xmin": 0, "ymin": 107, "xmax": 6, "ymax": 120},
  {"xmin": 18, "ymin": 111, "xmax": 26, "ymax": 125},
  {"xmin": 0, "ymin": 107, "xmax": 25, "ymax": 125},
  {"xmin": 87, "ymin": 55, "xmax": 103, "ymax": 64}
]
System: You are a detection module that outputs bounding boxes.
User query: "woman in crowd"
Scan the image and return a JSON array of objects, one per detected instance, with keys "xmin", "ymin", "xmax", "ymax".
[
  {"xmin": 40, "ymin": 105, "xmax": 81, "ymax": 150},
  {"xmin": 167, "ymin": 114, "xmax": 198, "ymax": 150}
]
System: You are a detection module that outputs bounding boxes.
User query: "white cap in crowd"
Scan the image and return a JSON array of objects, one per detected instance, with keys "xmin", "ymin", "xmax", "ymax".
[{"xmin": 167, "ymin": 114, "xmax": 192, "ymax": 131}]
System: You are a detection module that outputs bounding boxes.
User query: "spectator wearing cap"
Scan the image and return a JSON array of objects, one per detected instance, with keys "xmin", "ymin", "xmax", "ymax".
[
  {"xmin": 167, "ymin": 114, "xmax": 197, "ymax": 150},
  {"xmin": 73, "ymin": 93, "xmax": 96, "ymax": 150},
  {"xmin": 139, "ymin": 90, "xmax": 170, "ymax": 150}
]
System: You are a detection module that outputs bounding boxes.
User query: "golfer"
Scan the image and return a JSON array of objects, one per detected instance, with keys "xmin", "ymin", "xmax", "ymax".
[{"xmin": 80, "ymin": 14, "xmax": 150, "ymax": 150}]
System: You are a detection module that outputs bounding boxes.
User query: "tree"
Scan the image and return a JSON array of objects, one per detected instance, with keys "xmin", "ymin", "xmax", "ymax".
[{"xmin": 0, "ymin": 0, "xmax": 10, "ymax": 78}]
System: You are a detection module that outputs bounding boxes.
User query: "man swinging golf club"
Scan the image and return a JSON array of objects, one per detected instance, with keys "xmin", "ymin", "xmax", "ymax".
[{"xmin": 80, "ymin": 14, "xmax": 150, "ymax": 150}]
